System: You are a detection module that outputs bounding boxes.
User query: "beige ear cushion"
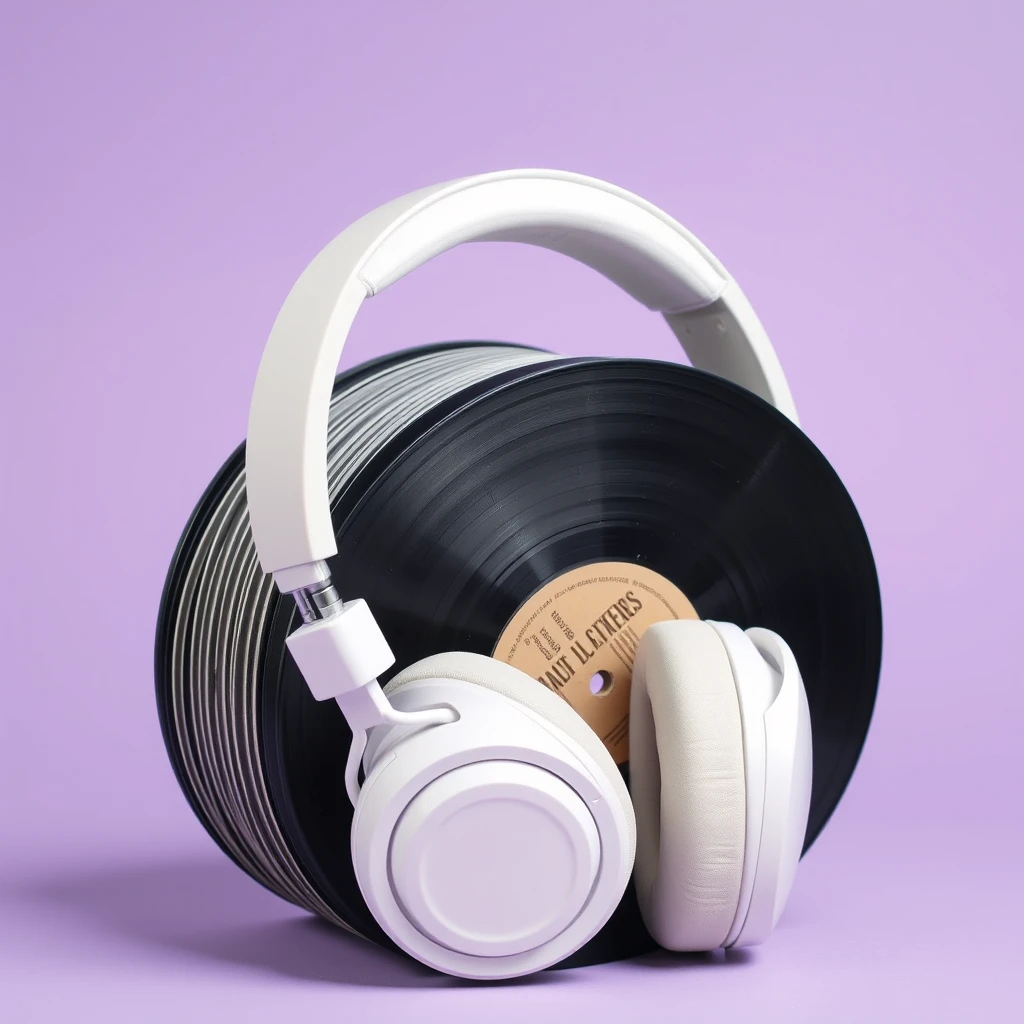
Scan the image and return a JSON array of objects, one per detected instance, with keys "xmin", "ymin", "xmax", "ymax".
[
  {"xmin": 385, "ymin": 652, "xmax": 635, "ymax": 859},
  {"xmin": 629, "ymin": 620, "xmax": 746, "ymax": 950}
]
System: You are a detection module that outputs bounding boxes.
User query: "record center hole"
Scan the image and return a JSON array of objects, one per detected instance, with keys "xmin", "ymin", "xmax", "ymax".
[{"xmin": 589, "ymin": 671, "xmax": 613, "ymax": 697}]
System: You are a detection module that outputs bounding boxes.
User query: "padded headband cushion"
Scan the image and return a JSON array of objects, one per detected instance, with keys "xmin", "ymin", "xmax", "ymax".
[
  {"xmin": 630, "ymin": 621, "xmax": 746, "ymax": 950},
  {"xmin": 385, "ymin": 652, "xmax": 635, "ymax": 859},
  {"xmin": 247, "ymin": 170, "xmax": 797, "ymax": 579}
]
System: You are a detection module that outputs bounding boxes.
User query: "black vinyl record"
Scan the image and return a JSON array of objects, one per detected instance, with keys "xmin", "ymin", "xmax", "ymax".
[{"xmin": 156, "ymin": 342, "xmax": 882, "ymax": 969}]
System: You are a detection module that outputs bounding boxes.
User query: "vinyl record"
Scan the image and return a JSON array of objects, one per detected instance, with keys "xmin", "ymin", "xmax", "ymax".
[{"xmin": 156, "ymin": 341, "xmax": 882, "ymax": 969}]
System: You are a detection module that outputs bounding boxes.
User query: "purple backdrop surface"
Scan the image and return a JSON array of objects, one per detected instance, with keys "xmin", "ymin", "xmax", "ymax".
[{"xmin": 2, "ymin": 2, "xmax": 1021, "ymax": 1021}]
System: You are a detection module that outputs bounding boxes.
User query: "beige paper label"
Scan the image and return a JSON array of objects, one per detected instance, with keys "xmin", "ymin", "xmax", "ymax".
[{"xmin": 493, "ymin": 562, "xmax": 697, "ymax": 764}]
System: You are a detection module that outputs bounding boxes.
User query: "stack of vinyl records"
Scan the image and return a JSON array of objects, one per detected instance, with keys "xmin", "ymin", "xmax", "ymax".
[{"xmin": 156, "ymin": 341, "xmax": 882, "ymax": 967}]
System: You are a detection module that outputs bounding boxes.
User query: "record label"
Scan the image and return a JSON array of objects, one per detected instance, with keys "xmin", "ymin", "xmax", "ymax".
[{"xmin": 493, "ymin": 562, "xmax": 697, "ymax": 763}]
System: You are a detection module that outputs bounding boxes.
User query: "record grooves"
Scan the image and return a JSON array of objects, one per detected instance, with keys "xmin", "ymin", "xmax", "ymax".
[{"xmin": 156, "ymin": 341, "xmax": 882, "ymax": 969}]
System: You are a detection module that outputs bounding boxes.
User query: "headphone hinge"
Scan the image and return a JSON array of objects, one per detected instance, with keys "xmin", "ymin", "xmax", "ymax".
[{"xmin": 292, "ymin": 577, "xmax": 344, "ymax": 623}]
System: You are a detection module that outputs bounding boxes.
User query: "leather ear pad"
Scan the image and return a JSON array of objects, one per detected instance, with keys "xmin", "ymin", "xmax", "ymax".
[
  {"xmin": 630, "ymin": 620, "xmax": 746, "ymax": 950},
  {"xmin": 385, "ymin": 652, "xmax": 635, "ymax": 859}
]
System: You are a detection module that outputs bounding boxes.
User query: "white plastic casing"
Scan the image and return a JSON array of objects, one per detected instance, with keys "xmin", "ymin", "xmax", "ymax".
[
  {"xmin": 284, "ymin": 599, "xmax": 395, "ymax": 701},
  {"xmin": 707, "ymin": 622, "xmax": 812, "ymax": 947},
  {"xmin": 351, "ymin": 678, "xmax": 634, "ymax": 980},
  {"xmin": 388, "ymin": 761, "xmax": 601, "ymax": 958}
]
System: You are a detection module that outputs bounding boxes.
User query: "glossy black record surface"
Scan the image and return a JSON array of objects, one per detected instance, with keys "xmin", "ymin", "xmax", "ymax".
[{"xmin": 262, "ymin": 357, "xmax": 882, "ymax": 966}]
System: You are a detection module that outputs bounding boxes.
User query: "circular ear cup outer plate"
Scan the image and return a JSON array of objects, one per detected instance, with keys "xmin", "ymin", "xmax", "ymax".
[{"xmin": 388, "ymin": 759, "xmax": 601, "ymax": 957}]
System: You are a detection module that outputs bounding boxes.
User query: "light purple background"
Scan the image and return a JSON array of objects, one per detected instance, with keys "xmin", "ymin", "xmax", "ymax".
[{"xmin": 2, "ymin": 2, "xmax": 1021, "ymax": 1020}]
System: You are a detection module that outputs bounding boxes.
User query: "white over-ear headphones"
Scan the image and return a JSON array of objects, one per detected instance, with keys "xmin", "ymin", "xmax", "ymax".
[{"xmin": 244, "ymin": 170, "xmax": 813, "ymax": 980}]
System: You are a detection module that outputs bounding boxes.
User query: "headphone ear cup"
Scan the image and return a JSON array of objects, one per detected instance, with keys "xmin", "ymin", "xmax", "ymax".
[
  {"xmin": 356, "ymin": 651, "xmax": 636, "ymax": 976},
  {"xmin": 629, "ymin": 620, "xmax": 747, "ymax": 951}
]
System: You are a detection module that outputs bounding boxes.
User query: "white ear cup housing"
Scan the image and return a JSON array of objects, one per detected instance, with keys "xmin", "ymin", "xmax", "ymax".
[
  {"xmin": 729, "ymin": 626, "xmax": 812, "ymax": 945},
  {"xmin": 350, "ymin": 653, "xmax": 635, "ymax": 980},
  {"xmin": 629, "ymin": 620, "xmax": 811, "ymax": 951}
]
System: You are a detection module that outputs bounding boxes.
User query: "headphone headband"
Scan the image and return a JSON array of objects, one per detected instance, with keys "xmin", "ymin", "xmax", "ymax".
[{"xmin": 246, "ymin": 170, "xmax": 797, "ymax": 583}]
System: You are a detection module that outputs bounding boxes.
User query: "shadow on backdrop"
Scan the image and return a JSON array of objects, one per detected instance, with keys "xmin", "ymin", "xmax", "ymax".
[
  {"xmin": 18, "ymin": 856, "xmax": 469, "ymax": 989},
  {"xmin": 17, "ymin": 855, "xmax": 750, "ymax": 987}
]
